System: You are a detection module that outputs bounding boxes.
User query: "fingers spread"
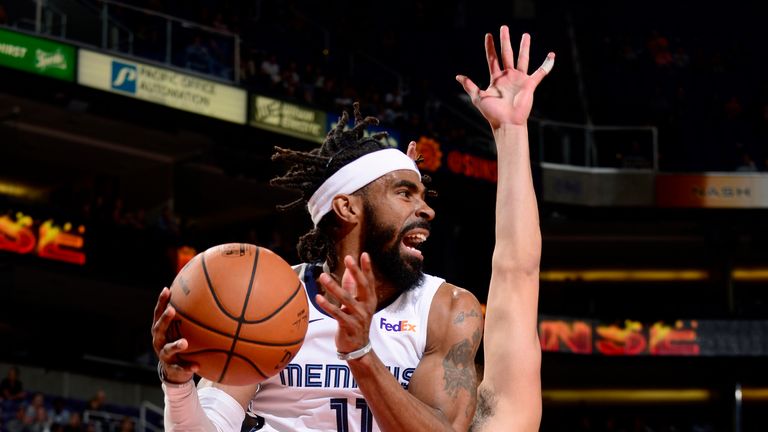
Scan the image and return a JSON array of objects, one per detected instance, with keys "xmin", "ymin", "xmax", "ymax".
[
  {"xmin": 356, "ymin": 253, "xmax": 375, "ymax": 304},
  {"xmin": 499, "ymin": 25, "xmax": 515, "ymax": 71},
  {"xmin": 517, "ymin": 32, "xmax": 531, "ymax": 74},
  {"xmin": 315, "ymin": 294, "xmax": 353, "ymax": 326},
  {"xmin": 484, "ymin": 33, "xmax": 501, "ymax": 79},
  {"xmin": 456, "ymin": 75, "xmax": 480, "ymax": 102},
  {"xmin": 531, "ymin": 52, "xmax": 556, "ymax": 86}
]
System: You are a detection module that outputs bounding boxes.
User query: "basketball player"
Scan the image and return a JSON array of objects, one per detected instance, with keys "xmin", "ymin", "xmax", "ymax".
[
  {"xmin": 152, "ymin": 106, "xmax": 483, "ymax": 429},
  {"xmin": 310, "ymin": 26, "xmax": 554, "ymax": 431}
]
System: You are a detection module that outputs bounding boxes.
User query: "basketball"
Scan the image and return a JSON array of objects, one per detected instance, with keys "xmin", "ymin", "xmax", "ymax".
[{"xmin": 167, "ymin": 243, "xmax": 308, "ymax": 386}]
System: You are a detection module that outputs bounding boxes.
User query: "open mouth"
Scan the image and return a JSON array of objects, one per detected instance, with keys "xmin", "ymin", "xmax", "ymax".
[{"xmin": 401, "ymin": 229, "xmax": 429, "ymax": 260}]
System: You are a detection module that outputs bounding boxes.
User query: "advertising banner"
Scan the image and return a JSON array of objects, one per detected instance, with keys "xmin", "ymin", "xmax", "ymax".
[
  {"xmin": 250, "ymin": 95, "xmax": 327, "ymax": 142},
  {"xmin": 539, "ymin": 317, "xmax": 768, "ymax": 357},
  {"xmin": 0, "ymin": 211, "xmax": 86, "ymax": 265},
  {"xmin": 0, "ymin": 28, "xmax": 75, "ymax": 81},
  {"xmin": 541, "ymin": 163, "xmax": 656, "ymax": 206},
  {"xmin": 78, "ymin": 50, "xmax": 246, "ymax": 124},
  {"xmin": 656, "ymin": 173, "xmax": 768, "ymax": 208}
]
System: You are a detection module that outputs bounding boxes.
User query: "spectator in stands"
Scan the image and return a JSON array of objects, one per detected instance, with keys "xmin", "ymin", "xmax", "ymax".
[
  {"xmin": 29, "ymin": 405, "xmax": 50, "ymax": 432},
  {"xmin": 260, "ymin": 54, "xmax": 281, "ymax": 86},
  {"xmin": 86, "ymin": 390, "xmax": 105, "ymax": 413},
  {"xmin": 48, "ymin": 398, "xmax": 70, "ymax": 429},
  {"xmin": 117, "ymin": 416, "xmax": 134, "ymax": 432},
  {"xmin": 0, "ymin": 4, "xmax": 8, "ymax": 25},
  {"xmin": 1, "ymin": 366, "xmax": 26, "ymax": 402},
  {"xmin": 736, "ymin": 152, "xmax": 758, "ymax": 172},
  {"xmin": 63, "ymin": 412, "xmax": 83, "ymax": 432},
  {"xmin": 24, "ymin": 393, "xmax": 45, "ymax": 421},
  {"xmin": 183, "ymin": 35, "xmax": 214, "ymax": 74},
  {"xmin": 83, "ymin": 391, "xmax": 106, "ymax": 432},
  {"xmin": 5, "ymin": 405, "xmax": 31, "ymax": 432}
]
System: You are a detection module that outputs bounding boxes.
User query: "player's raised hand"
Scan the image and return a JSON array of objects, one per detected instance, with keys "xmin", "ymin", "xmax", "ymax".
[
  {"xmin": 316, "ymin": 253, "xmax": 377, "ymax": 358},
  {"xmin": 151, "ymin": 287, "xmax": 198, "ymax": 383},
  {"xmin": 456, "ymin": 25, "xmax": 555, "ymax": 129}
]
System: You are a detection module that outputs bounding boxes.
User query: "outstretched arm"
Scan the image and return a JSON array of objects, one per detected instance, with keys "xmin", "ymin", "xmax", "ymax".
[{"xmin": 457, "ymin": 26, "xmax": 554, "ymax": 432}]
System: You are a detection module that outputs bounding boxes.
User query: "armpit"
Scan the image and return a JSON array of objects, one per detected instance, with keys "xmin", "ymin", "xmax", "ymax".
[{"xmin": 470, "ymin": 387, "xmax": 497, "ymax": 432}]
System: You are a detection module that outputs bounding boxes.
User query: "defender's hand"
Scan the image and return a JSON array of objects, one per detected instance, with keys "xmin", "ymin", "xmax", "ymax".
[{"xmin": 456, "ymin": 25, "xmax": 555, "ymax": 129}]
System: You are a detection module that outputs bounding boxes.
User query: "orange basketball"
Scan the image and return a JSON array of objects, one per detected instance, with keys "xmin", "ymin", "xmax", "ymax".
[{"xmin": 167, "ymin": 243, "xmax": 308, "ymax": 386}]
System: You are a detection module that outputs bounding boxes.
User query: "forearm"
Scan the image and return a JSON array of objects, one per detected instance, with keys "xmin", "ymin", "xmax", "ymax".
[
  {"xmin": 163, "ymin": 381, "xmax": 245, "ymax": 432},
  {"xmin": 482, "ymin": 123, "xmax": 542, "ymax": 393},
  {"xmin": 491, "ymin": 124, "xmax": 541, "ymax": 273},
  {"xmin": 348, "ymin": 352, "xmax": 456, "ymax": 432}
]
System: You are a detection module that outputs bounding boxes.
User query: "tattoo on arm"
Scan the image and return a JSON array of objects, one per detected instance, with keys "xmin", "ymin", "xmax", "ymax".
[
  {"xmin": 442, "ymin": 328, "xmax": 482, "ymax": 419},
  {"xmin": 453, "ymin": 308, "xmax": 481, "ymax": 324}
]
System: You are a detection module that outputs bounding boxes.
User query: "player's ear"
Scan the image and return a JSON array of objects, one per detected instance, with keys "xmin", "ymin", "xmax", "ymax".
[{"xmin": 331, "ymin": 194, "xmax": 363, "ymax": 224}]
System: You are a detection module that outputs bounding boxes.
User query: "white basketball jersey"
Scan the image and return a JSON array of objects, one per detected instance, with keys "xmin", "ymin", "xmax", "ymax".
[{"xmin": 248, "ymin": 263, "xmax": 444, "ymax": 432}]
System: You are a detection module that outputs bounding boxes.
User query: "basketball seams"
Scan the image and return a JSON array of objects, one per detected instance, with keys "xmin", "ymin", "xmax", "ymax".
[
  {"xmin": 201, "ymin": 251, "xmax": 241, "ymax": 321},
  {"xmin": 168, "ymin": 243, "xmax": 308, "ymax": 385},
  {"xmin": 219, "ymin": 246, "xmax": 261, "ymax": 383},
  {"xmin": 169, "ymin": 299, "xmax": 304, "ymax": 346},
  {"xmin": 240, "ymin": 280, "xmax": 305, "ymax": 324},
  {"xmin": 179, "ymin": 349, "xmax": 269, "ymax": 380}
]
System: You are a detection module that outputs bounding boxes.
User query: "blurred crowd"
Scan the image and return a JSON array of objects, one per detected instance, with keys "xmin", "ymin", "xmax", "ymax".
[
  {"xmin": 113, "ymin": 0, "xmax": 768, "ymax": 173},
  {"xmin": 581, "ymin": 7, "xmax": 768, "ymax": 172},
  {"xmin": 0, "ymin": 368, "xmax": 138, "ymax": 432}
]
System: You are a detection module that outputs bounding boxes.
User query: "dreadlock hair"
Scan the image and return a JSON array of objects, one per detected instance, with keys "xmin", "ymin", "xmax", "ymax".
[{"xmin": 270, "ymin": 102, "xmax": 435, "ymax": 269}]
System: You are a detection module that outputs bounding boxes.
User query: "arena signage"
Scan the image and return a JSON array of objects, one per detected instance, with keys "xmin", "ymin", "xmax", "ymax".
[
  {"xmin": 0, "ymin": 212, "xmax": 86, "ymax": 265},
  {"xmin": 447, "ymin": 150, "xmax": 498, "ymax": 183},
  {"xmin": 326, "ymin": 114, "xmax": 401, "ymax": 148},
  {"xmin": 656, "ymin": 173, "xmax": 768, "ymax": 208},
  {"xmin": 77, "ymin": 50, "xmax": 246, "ymax": 124},
  {"xmin": 0, "ymin": 28, "xmax": 75, "ymax": 81},
  {"xmin": 540, "ymin": 163, "xmax": 655, "ymax": 206},
  {"xmin": 539, "ymin": 317, "xmax": 768, "ymax": 357},
  {"xmin": 250, "ymin": 95, "xmax": 327, "ymax": 142}
]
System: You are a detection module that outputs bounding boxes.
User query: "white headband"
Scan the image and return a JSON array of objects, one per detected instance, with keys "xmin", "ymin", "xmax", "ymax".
[{"xmin": 307, "ymin": 148, "xmax": 420, "ymax": 226}]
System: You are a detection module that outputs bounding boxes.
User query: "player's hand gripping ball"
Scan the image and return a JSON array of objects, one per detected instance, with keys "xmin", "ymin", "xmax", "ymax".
[{"xmin": 168, "ymin": 243, "xmax": 308, "ymax": 385}]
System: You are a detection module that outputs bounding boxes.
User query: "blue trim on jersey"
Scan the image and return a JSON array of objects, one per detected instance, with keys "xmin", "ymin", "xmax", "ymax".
[{"xmin": 304, "ymin": 264, "xmax": 333, "ymax": 318}]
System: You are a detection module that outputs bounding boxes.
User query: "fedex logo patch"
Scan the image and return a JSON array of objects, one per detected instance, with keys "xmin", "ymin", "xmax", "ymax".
[{"xmin": 380, "ymin": 317, "xmax": 416, "ymax": 332}]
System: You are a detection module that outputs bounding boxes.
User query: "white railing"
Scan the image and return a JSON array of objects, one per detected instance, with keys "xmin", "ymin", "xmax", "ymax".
[
  {"xmin": 533, "ymin": 118, "xmax": 659, "ymax": 171},
  {"xmin": 140, "ymin": 401, "xmax": 164, "ymax": 432}
]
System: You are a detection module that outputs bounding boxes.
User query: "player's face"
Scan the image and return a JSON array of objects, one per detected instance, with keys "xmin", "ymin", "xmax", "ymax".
[{"xmin": 361, "ymin": 170, "xmax": 435, "ymax": 293}]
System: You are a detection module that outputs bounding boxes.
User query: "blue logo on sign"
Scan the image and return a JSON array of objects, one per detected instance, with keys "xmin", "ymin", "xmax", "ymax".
[{"xmin": 111, "ymin": 61, "xmax": 137, "ymax": 93}]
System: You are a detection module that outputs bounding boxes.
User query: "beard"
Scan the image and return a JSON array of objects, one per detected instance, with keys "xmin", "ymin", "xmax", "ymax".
[{"xmin": 362, "ymin": 201, "xmax": 427, "ymax": 295}]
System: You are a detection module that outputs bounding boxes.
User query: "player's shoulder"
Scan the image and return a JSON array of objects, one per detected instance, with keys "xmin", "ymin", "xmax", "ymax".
[
  {"xmin": 434, "ymin": 281, "xmax": 482, "ymax": 313},
  {"xmin": 427, "ymin": 281, "xmax": 483, "ymax": 342}
]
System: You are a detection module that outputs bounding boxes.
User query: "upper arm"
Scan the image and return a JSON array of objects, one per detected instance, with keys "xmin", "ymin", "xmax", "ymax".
[
  {"xmin": 407, "ymin": 284, "xmax": 483, "ymax": 431},
  {"xmin": 477, "ymin": 270, "xmax": 542, "ymax": 430},
  {"xmin": 198, "ymin": 378, "xmax": 259, "ymax": 411}
]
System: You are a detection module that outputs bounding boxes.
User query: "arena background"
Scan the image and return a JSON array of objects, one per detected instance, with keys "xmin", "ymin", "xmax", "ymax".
[{"xmin": 1, "ymin": 0, "xmax": 767, "ymax": 431}]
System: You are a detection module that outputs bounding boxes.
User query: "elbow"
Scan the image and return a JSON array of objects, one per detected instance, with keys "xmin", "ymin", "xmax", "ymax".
[{"xmin": 491, "ymin": 254, "xmax": 540, "ymax": 277}]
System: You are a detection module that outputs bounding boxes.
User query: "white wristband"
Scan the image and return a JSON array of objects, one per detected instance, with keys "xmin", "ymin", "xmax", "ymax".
[{"xmin": 337, "ymin": 341, "xmax": 372, "ymax": 361}]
